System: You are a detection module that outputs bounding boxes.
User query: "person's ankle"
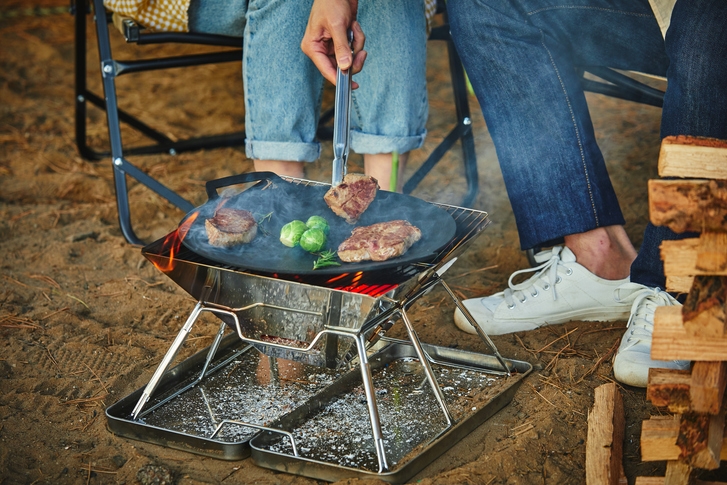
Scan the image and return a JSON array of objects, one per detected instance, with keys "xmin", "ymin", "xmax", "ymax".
[{"xmin": 564, "ymin": 226, "xmax": 636, "ymax": 280}]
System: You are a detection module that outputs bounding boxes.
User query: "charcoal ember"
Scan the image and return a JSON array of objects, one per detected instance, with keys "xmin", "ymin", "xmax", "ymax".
[{"xmin": 324, "ymin": 173, "xmax": 379, "ymax": 224}]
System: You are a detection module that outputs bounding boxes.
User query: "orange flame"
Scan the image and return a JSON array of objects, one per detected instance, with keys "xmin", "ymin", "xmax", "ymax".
[
  {"xmin": 327, "ymin": 272, "xmax": 398, "ymax": 297},
  {"xmin": 326, "ymin": 273, "xmax": 351, "ymax": 284},
  {"xmin": 152, "ymin": 211, "xmax": 199, "ymax": 273},
  {"xmin": 335, "ymin": 283, "xmax": 398, "ymax": 297}
]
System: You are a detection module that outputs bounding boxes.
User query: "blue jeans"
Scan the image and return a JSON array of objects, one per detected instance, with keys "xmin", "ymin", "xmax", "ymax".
[
  {"xmin": 189, "ymin": 0, "xmax": 428, "ymax": 162},
  {"xmin": 448, "ymin": 0, "xmax": 727, "ymax": 289}
]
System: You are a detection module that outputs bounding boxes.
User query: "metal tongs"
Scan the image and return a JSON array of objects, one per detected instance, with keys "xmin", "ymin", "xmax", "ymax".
[{"xmin": 331, "ymin": 31, "xmax": 354, "ymax": 187}]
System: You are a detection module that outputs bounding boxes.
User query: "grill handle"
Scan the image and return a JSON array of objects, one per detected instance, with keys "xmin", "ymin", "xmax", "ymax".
[{"xmin": 205, "ymin": 171, "xmax": 284, "ymax": 200}]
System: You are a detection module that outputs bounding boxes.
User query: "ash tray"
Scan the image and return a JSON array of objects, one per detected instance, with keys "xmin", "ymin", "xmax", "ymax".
[{"xmin": 250, "ymin": 338, "xmax": 531, "ymax": 483}]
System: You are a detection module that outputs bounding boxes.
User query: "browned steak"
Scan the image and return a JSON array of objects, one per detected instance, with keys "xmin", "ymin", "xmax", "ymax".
[
  {"xmin": 324, "ymin": 173, "xmax": 379, "ymax": 224},
  {"xmin": 205, "ymin": 208, "xmax": 257, "ymax": 247},
  {"xmin": 337, "ymin": 220, "xmax": 422, "ymax": 262}
]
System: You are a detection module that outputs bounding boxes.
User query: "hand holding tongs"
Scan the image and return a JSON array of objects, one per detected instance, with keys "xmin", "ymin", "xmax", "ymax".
[{"xmin": 331, "ymin": 31, "xmax": 354, "ymax": 187}]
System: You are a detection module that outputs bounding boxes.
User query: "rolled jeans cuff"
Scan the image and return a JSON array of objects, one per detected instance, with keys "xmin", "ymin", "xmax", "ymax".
[
  {"xmin": 349, "ymin": 130, "xmax": 427, "ymax": 155},
  {"xmin": 245, "ymin": 140, "xmax": 320, "ymax": 163}
]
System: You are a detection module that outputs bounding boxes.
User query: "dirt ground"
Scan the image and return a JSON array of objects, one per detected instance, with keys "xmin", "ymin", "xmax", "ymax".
[{"xmin": 2, "ymin": 4, "xmax": 726, "ymax": 485}]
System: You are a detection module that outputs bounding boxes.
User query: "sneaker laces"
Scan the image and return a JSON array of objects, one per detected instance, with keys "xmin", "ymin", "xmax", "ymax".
[
  {"xmin": 617, "ymin": 286, "xmax": 679, "ymax": 351},
  {"xmin": 503, "ymin": 246, "xmax": 571, "ymax": 307}
]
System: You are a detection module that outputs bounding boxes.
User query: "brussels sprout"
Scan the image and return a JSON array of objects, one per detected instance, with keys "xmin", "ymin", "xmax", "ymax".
[
  {"xmin": 305, "ymin": 215, "xmax": 330, "ymax": 235},
  {"xmin": 280, "ymin": 220, "xmax": 307, "ymax": 247},
  {"xmin": 299, "ymin": 228, "xmax": 327, "ymax": 253}
]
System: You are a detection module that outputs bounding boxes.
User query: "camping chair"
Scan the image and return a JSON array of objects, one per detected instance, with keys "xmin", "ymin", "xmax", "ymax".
[{"xmin": 71, "ymin": 0, "xmax": 479, "ymax": 246}]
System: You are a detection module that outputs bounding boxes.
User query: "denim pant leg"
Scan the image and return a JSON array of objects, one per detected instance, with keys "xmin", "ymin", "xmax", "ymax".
[
  {"xmin": 447, "ymin": 0, "xmax": 667, "ymax": 250},
  {"xmin": 189, "ymin": 0, "xmax": 321, "ymax": 162},
  {"xmin": 349, "ymin": 0, "xmax": 429, "ymax": 155},
  {"xmin": 630, "ymin": 0, "xmax": 727, "ymax": 289},
  {"xmin": 187, "ymin": 0, "xmax": 248, "ymax": 37},
  {"xmin": 243, "ymin": 0, "xmax": 322, "ymax": 162},
  {"xmin": 190, "ymin": 0, "xmax": 427, "ymax": 160}
]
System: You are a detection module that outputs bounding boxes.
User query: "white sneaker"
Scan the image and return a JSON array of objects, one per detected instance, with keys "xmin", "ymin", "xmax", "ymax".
[
  {"xmin": 612, "ymin": 284, "xmax": 691, "ymax": 388},
  {"xmin": 453, "ymin": 246, "xmax": 631, "ymax": 336}
]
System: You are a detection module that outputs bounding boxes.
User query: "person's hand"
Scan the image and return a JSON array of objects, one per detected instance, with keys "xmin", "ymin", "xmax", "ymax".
[{"xmin": 301, "ymin": 0, "xmax": 367, "ymax": 87}]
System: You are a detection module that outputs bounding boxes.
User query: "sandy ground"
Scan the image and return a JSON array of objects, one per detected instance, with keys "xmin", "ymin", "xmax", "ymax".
[{"xmin": 2, "ymin": 4, "xmax": 726, "ymax": 485}]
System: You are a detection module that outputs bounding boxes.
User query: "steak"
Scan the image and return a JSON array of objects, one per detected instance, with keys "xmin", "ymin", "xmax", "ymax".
[
  {"xmin": 205, "ymin": 208, "xmax": 257, "ymax": 247},
  {"xmin": 324, "ymin": 173, "xmax": 379, "ymax": 224},
  {"xmin": 337, "ymin": 220, "xmax": 422, "ymax": 262}
]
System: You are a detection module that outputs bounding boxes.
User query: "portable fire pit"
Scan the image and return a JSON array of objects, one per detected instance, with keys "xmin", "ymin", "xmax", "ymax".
[
  {"xmin": 106, "ymin": 61, "xmax": 532, "ymax": 481},
  {"xmin": 105, "ymin": 172, "xmax": 532, "ymax": 483}
]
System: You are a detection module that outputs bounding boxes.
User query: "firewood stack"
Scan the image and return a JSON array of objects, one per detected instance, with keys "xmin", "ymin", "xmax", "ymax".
[{"xmin": 636, "ymin": 135, "xmax": 727, "ymax": 485}]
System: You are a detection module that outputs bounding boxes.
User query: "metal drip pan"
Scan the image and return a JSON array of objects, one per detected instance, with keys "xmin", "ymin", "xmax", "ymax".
[
  {"xmin": 105, "ymin": 333, "xmax": 344, "ymax": 460},
  {"xmin": 106, "ymin": 336, "xmax": 530, "ymax": 481},
  {"xmin": 250, "ymin": 338, "xmax": 531, "ymax": 483}
]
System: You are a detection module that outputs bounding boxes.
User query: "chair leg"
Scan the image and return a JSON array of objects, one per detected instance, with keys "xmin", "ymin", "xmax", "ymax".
[
  {"xmin": 403, "ymin": 35, "xmax": 479, "ymax": 207},
  {"xmin": 111, "ymin": 158, "xmax": 195, "ymax": 244},
  {"xmin": 91, "ymin": 0, "xmax": 194, "ymax": 245},
  {"xmin": 73, "ymin": 0, "xmax": 105, "ymax": 161},
  {"xmin": 446, "ymin": 38, "xmax": 478, "ymax": 207}
]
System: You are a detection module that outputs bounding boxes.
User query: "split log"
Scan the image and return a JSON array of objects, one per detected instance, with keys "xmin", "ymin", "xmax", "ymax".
[
  {"xmin": 586, "ymin": 383, "xmax": 626, "ymax": 485},
  {"xmin": 651, "ymin": 306, "xmax": 727, "ymax": 361},
  {"xmin": 641, "ymin": 414, "xmax": 727, "ymax": 462},
  {"xmin": 696, "ymin": 233, "xmax": 727, "ymax": 273},
  {"xmin": 635, "ymin": 480, "xmax": 727, "ymax": 485},
  {"xmin": 658, "ymin": 135, "xmax": 727, "ymax": 179},
  {"xmin": 682, "ymin": 276, "xmax": 727, "ymax": 339},
  {"xmin": 668, "ymin": 276, "xmax": 696, "ymax": 295},
  {"xmin": 649, "ymin": 179, "xmax": 727, "ymax": 234},
  {"xmin": 690, "ymin": 362, "xmax": 727, "ymax": 415},
  {"xmin": 661, "ymin": 235, "xmax": 727, "ymax": 293},
  {"xmin": 647, "ymin": 365, "xmax": 727, "ymax": 414},
  {"xmin": 659, "ymin": 237, "xmax": 700, "ymax": 276},
  {"xmin": 641, "ymin": 415, "xmax": 684, "ymax": 462},
  {"xmin": 647, "ymin": 368, "xmax": 693, "ymax": 413},
  {"xmin": 661, "ymin": 239, "xmax": 727, "ymax": 279},
  {"xmin": 665, "ymin": 460, "xmax": 692, "ymax": 485},
  {"xmin": 677, "ymin": 411, "xmax": 725, "ymax": 470},
  {"xmin": 636, "ymin": 478, "xmax": 665, "ymax": 485}
]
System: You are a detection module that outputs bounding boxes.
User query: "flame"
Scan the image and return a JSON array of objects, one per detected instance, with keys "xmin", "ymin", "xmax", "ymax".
[
  {"xmin": 326, "ymin": 273, "xmax": 351, "ymax": 284},
  {"xmin": 335, "ymin": 283, "xmax": 398, "ymax": 297},
  {"xmin": 152, "ymin": 211, "xmax": 199, "ymax": 273},
  {"xmin": 327, "ymin": 272, "xmax": 397, "ymax": 297}
]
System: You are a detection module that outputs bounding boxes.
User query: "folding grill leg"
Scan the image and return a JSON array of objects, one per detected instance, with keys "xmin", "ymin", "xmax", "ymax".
[
  {"xmin": 398, "ymin": 310, "xmax": 454, "ymax": 426},
  {"xmin": 354, "ymin": 333, "xmax": 389, "ymax": 473},
  {"xmin": 193, "ymin": 321, "xmax": 227, "ymax": 385},
  {"xmin": 439, "ymin": 279, "xmax": 511, "ymax": 375},
  {"xmin": 131, "ymin": 301, "xmax": 204, "ymax": 419}
]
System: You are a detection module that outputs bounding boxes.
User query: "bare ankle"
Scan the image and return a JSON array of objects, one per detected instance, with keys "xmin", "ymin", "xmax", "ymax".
[{"xmin": 564, "ymin": 226, "xmax": 636, "ymax": 280}]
